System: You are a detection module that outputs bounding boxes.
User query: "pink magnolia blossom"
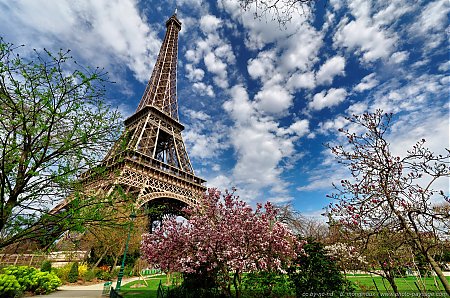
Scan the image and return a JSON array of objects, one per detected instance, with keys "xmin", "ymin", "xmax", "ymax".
[{"xmin": 141, "ymin": 188, "xmax": 301, "ymax": 296}]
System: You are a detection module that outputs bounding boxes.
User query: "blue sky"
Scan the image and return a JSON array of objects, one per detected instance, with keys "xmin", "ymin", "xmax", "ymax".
[{"xmin": 1, "ymin": 0, "xmax": 448, "ymax": 218}]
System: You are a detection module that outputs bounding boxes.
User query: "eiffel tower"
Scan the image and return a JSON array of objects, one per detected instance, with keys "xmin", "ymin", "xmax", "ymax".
[{"xmin": 52, "ymin": 12, "xmax": 206, "ymax": 229}]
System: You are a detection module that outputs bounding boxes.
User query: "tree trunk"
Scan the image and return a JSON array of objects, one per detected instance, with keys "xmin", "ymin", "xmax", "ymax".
[
  {"xmin": 94, "ymin": 246, "xmax": 110, "ymax": 268},
  {"xmin": 424, "ymin": 250, "xmax": 450, "ymax": 295},
  {"xmin": 112, "ymin": 254, "xmax": 119, "ymax": 272},
  {"xmin": 385, "ymin": 272, "xmax": 399, "ymax": 294},
  {"xmin": 232, "ymin": 271, "xmax": 242, "ymax": 298},
  {"xmin": 390, "ymin": 204, "xmax": 450, "ymax": 295},
  {"xmin": 166, "ymin": 271, "xmax": 171, "ymax": 286}
]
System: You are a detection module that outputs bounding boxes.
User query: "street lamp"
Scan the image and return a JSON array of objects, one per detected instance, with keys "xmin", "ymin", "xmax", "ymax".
[{"xmin": 115, "ymin": 211, "xmax": 136, "ymax": 291}]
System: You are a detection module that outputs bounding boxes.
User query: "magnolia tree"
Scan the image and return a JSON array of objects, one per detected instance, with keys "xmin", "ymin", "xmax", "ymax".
[
  {"xmin": 325, "ymin": 242, "xmax": 367, "ymax": 273},
  {"xmin": 141, "ymin": 189, "xmax": 301, "ymax": 298},
  {"xmin": 327, "ymin": 110, "xmax": 450, "ymax": 294}
]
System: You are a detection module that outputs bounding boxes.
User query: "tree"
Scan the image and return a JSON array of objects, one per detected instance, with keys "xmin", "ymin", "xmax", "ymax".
[
  {"xmin": 0, "ymin": 39, "xmax": 122, "ymax": 249},
  {"xmin": 238, "ymin": 0, "xmax": 316, "ymax": 26},
  {"xmin": 276, "ymin": 203, "xmax": 329, "ymax": 240},
  {"xmin": 141, "ymin": 188, "xmax": 300, "ymax": 298},
  {"xmin": 327, "ymin": 110, "xmax": 450, "ymax": 294},
  {"xmin": 82, "ymin": 216, "xmax": 145, "ymax": 270},
  {"xmin": 68, "ymin": 262, "xmax": 79, "ymax": 283},
  {"xmin": 288, "ymin": 239, "xmax": 354, "ymax": 295}
]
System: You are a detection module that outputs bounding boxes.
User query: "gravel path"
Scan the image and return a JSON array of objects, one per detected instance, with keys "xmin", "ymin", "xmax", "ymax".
[{"xmin": 45, "ymin": 277, "xmax": 141, "ymax": 298}]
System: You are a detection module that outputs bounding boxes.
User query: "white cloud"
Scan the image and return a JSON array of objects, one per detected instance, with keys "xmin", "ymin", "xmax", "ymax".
[
  {"xmin": 369, "ymin": 74, "xmax": 447, "ymax": 113},
  {"xmin": 334, "ymin": 12, "xmax": 397, "ymax": 62},
  {"xmin": 0, "ymin": 0, "xmax": 161, "ymax": 83},
  {"xmin": 185, "ymin": 109, "xmax": 211, "ymax": 121},
  {"xmin": 206, "ymin": 174, "xmax": 232, "ymax": 190},
  {"xmin": 183, "ymin": 112, "xmax": 228, "ymax": 161},
  {"xmin": 254, "ymin": 85, "xmax": 293, "ymax": 115},
  {"xmin": 309, "ymin": 88, "xmax": 347, "ymax": 111},
  {"xmin": 438, "ymin": 61, "xmax": 450, "ymax": 72},
  {"xmin": 354, "ymin": 73, "xmax": 379, "ymax": 92},
  {"xmin": 346, "ymin": 102, "xmax": 368, "ymax": 115},
  {"xmin": 316, "ymin": 56, "xmax": 346, "ymax": 85},
  {"xmin": 279, "ymin": 24, "xmax": 323, "ymax": 73},
  {"xmin": 183, "ymin": 14, "xmax": 235, "ymax": 90},
  {"xmin": 223, "ymin": 85, "xmax": 255, "ymax": 123},
  {"xmin": 409, "ymin": 0, "xmax": 449, "ymax": 50},
  {"xmin": 372, "ymin": 1, "xmax": 414, "ymax": 27},
  {"xmin": 185, "ymin": 64, "xmax": 205, "ymax": 81},
  {"xmin": 317, "ymin": 115, "xmax": 349, "ymax": 135},
  {"xmin": 199, "ymin": 14, "xmax": 222, "ymax": 33},
  {"xmin": 389, "ymin": 51, "xmax": 409, "ymax": 64},
  {"xmin": 192, "ymin": 82, "xmax": 215, "ymax": 97},
  {"xmin": 222, "ymin": 84, "xmax": 307, "ymax": 201},
  {"xmin": 247, "ymin": 50, "xmax": 276, "ymax": 80},
  {"xmin": 204, "ymin": 51, "xmax": 229, "ymax": 88},
  {"xmin": 288, "ymin": 120, "xmax": 310, "ymax": 137},
  {"xmin": 287, "ymin": 72, "xmax": 316, "ymax": 91}
]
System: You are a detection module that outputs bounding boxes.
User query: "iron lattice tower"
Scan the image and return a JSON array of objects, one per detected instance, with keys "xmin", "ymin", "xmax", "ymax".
[{"xmin": 53, "ymin": 13, "xmax": 206, "ymax": 228}]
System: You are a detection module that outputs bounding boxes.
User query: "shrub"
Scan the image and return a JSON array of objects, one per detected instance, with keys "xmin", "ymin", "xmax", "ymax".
[
  {"xmin": 0, "ymin": 265, "xmax": 61, "ymax": 294},
  {"xmin": 242, "ymin": 271, "xmax": 294, "ymax": 297},
  {"xmin": 53, "ymin": 263, "xmax": 72, "ymax": 283},
  {"xmin": 2, "ymin": 265, "xmax": 38, "ymax": 291},
  {"xmin": 96, "ymin": 270, "xmax": 112, "ymax": 281},
  {"xmin": 78, "ymin": 263, "xmax": 88, "ymax": 277},
  {"xmin": 0, "ymin": 273, "xmax": 22, "ymax": 298},
  {"xmin": 32, "ymin": 271, "xmax": 62, "ymax": 294},
  {"xmin": 68, "ymin": 262, "xmax": 79, "ymax": 283},
  {"xmin": 40, "ymin": 260, "xmax": 52, "ymax": 272},
  {"xmin": 82, "ymin": 269, "xmax": 96, "ymax": 282},
  {"xmin": 288, "ymin": 240, "xmax": 354, "ymax": 296}
]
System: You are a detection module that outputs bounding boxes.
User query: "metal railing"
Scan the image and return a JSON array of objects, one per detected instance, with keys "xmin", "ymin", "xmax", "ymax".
[
  {"xmin": 109, "ymin": 287, "xmax": 123, "ymax": 298},
  {"xmin": 157, "ymin": 280, "xmax": 166, "ymax": 298}
]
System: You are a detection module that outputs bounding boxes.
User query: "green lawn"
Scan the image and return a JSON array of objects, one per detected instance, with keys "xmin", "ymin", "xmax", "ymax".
[
  {"xmin": 120, "ymin": 275, "xmax": 167, "ymax": 298},
  {"xmin": 119, "ymin": 274, "xmax": 450, "ymax": 297},
  {"xmin": 348, "ymin": 275, "xmax": 450, "ymax": 294}
]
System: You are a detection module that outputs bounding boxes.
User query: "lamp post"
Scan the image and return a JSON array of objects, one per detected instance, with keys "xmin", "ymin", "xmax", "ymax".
[{"xmin": 115, "ymin": 212, "xmax": 136, "ymax": 291}]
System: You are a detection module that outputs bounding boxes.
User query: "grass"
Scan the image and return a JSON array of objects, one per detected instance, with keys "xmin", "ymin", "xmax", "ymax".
[
  {"xmin": 119, "ymin": 275, "xmax": 167, "ymax": 298},
  {"xmin": 119, "ymin": 274, "xmax": 450, "ymax": 297},
  {"xmin": 348, "ymin": 275, "xmax": 450, "ymax": 294}
]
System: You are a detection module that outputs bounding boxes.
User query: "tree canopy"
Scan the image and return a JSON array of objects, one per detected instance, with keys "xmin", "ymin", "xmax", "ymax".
[
  {"xmin": 327, "ymin": 110, "xmax": 450, "ymax": 294},
  {"xmin": 0, "ymin": 39, "xmax": 122, "ymax": 249},
  {"xmin": 141, "ymin": 188, "xmax": 300, "ymax": 298}
]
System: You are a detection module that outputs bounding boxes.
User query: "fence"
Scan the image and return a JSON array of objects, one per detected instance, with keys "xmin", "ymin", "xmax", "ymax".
[
  {"xmin": 0, "ymin": 254, "xmax": 47, "ymax": 267},
  {"xmin": 0, "ymin": 251, "xmax": 86, "ymax": 268}
]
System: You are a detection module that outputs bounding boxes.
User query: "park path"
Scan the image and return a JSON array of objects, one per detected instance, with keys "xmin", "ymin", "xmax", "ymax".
[{"xmin": 45, "ymin": 277, "xmax": 141, "ymax": 298}]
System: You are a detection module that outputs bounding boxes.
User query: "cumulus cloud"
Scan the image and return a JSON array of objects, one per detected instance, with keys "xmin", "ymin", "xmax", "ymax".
[
  {"xmin": 247, "ymin": 50, "xmax": 276, "ymax": 80},
  {"xmin": 0, "ymin": 0, "xmax": 161, "ymax": 83},
  {"xmin": 185, "ymin": 64, "xmax": 205, "ymax": 81},
  {"xmin": 288, "ymin": 120, "xmax": 310, "ymax": 137},
  {"xmin": 354, "ymin": 73, "xmax": 379, "ymax": 92},
  {"xmin": 389, "ymin": 51, "xmax": 409, "ymax": 64},
  {"xmin": 369, "ymin": 74, "xmax": 447, "ymax": 113},
  {"xmin": 333, "ymin": 0, "xmax": 398, "ymax": 63},
  {"xmin": 222, "ymin": 85, "xmax": 308, "ymax": 201},
  {"xmin": 438, "ymin": 61, "xmax": 450, "ymax": 72},
  {"xmin": 223, "ymin": 85, "xmax": 255, "ymax": 123},
  {"xmin": 192, "ymin": 82, "xmax": 215, "ymax": 97},
  {"xmin": 316, "ymin": 56, "xmax": 346, "ymax": 85},
  {"xmin": 183, "ymin": 13, "xmax": 235, "ymax": 90},
  {"xmin": 254, "ymin": 85, "xmax": 293, "ymax": 115},
  {"xmin": 409, "ymin": 0, "xmax": 450, "ymax": 50},
  {"xmin": 287, "ymin": 72, "xmax": 316, "ymax": 91},
  {"xmin": 309, "ymin": 88, "xmax": 347, "ymax": 111},
  {"xmin": 199, "ymin": 14, "xmax": 222, "ymax": 33}
]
